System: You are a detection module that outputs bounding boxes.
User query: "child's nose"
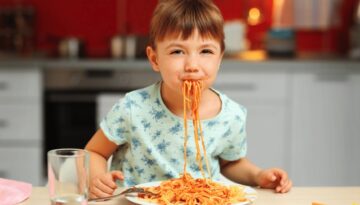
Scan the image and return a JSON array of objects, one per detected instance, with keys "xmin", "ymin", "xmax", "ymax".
[
  {"xmin": 184, "ymin": 56, "xmax": 199, "ymax": 73},
  {"xmin": 184, "ymin": 66, "xmax": 199, "ymax": 73}
]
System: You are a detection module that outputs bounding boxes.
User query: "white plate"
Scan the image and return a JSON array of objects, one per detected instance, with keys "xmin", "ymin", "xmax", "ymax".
[{"xmin": 125, "ymin": 180, "xmax": 257, "ymax": 205}]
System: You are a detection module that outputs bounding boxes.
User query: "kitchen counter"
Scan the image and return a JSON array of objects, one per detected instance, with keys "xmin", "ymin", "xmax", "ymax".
[
  {"xmin": 0, "ymin": 59, "xmax": 152, "ymax": 71},
  {"xmin": 20, "ymin": 186, "xmax": 360, "ymax": 205},
  {"xmin": 0, "ymin": 58, "xmax": 359, "ymax": 73}
]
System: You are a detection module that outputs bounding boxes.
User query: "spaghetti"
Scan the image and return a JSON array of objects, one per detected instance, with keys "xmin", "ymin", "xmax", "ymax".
[
  {"xmin": 139, "ymin": 80, "xmax": 248, "ymax": 204},
  {"xmin": 182, "ymin": 80, "xmax": 210, "ymax": 178},
  {"xmin": 140, "ymin": 173, "xmax": 247, "ymax": 205}
]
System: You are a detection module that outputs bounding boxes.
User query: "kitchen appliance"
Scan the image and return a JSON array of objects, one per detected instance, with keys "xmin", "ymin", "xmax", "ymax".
[
  {"xmin": 43, "ymin": 68, "xmax": 160, "ymax": 171},
  {"xmin": 265, "ymin": 28, "xmax": 296, "ymax": 57},
  {"xmin": 293, "ymin": 0, "xmax": 341, "ymax": 30},
  {"xmin": 110, "ymin": 35, "xmax": 148, "ymax": 59},
  {"xmin": 224, "ymin": 20, "xmax": 248, "ymax": 55},
  {"xmin": 349, "ymin": 0, "xmax": 360, "ymax": 59},
  {"xmin": 58, "ymin": 37, "xmax": 85, "ymax": 58},
  {"xmin": 266, "ymin": 0, "xmax": 295, "ymax": 57},
  {"xmin": 110, "ymin": 35, "xmax": 125, "ymax": 58},
  {"xmin": 0, "ymin": 6, "xmax": 35, "ymax": 54},
  {"xmin": 356, "ymin": 0, "xmax": 360, "ymax": 25}
]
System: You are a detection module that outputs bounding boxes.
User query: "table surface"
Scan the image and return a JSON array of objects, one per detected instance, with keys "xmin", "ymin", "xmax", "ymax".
[{"xmin": 20, "ymin": 186, "xmax": 360, "ymax": 205}]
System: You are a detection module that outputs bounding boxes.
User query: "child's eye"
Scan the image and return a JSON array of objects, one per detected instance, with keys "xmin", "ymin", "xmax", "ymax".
[
  {"xmin": 170, "ymin": 50, "xmax": 184, "ymax": 55},
  {"xmin": 201, "ymin": 49, "xmax": 214, "ymax": 54}
]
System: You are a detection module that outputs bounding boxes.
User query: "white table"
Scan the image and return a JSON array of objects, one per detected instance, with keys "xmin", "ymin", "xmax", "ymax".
[{"xmin": 21, "ymin": 187, "xmax": 360, "ymax": 205}]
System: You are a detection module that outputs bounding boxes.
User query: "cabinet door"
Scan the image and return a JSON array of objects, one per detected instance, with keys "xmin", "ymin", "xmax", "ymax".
[
  {"xmin": 215, "ymin": 70, "xmax": 289, "ymax": 171},
  {"xmin": 0, "ymin": 103, "xmax": 41, "ymax": 141},
  {"xmin": 0, "ymin": 147, "xmax": 43, "ymax": 185},
  {"xmin": 290, "ymin": 72, "xmax": 351, "ymax": 186},
  {"xmin": 347, "ymin": 74, "xmax": 360, "ymax": 185},
  {"xmin": 0, "ymin": 69, "xmax": 41, "ymax": 100},
  {"xmin": 243, "ymin": 104, "xmax": 288, "ymax": 169}
]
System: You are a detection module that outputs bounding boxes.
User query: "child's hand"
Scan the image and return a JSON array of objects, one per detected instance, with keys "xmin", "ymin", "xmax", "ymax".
[
  {"xmin": 89, "ymin": 170, "xmax": 124, "ymax": 199},
  {"xmin": 256, "ymin": 168, "xmax": 292, "ymax": 193}
]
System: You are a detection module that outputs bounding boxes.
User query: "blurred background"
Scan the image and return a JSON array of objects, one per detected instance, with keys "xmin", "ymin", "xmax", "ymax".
[
  {"xmin": 0, "ymin": 0, "xmax": 360, "ymax": 187},
  {"xmin": 0, "ymin": 0, "xmax": 359, "ymax": 58}
]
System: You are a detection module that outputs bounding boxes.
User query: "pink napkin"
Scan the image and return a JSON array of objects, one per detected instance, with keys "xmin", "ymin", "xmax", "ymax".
[{"xmin": 0, "ymin": 178, "xmax": 32, "ymax": 205}]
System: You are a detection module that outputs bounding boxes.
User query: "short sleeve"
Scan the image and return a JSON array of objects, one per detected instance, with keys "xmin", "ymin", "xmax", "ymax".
[
  {"xmin": 100, "ymin": 95, "xmax": 131, "ymax": 145},
  {"xmin": 219, "ymin": 106, "xmax": 247, "ymax": 161}
]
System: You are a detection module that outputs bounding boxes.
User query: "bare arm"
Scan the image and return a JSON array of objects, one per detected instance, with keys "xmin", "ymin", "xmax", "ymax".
[
  {"xmin": 85, "ymin": 129, "xmax": 123, "ymax": 198},
  {"xmin": 220, "ymin": 158, "xmax": 261, "ymax": 186},
  {"xmin": 220, "ymin": 158, "xmax": 292, "ymax": 193},
  {"xmin": 85, "ymin": 129, "xmax": 117, "ymax": 179}
]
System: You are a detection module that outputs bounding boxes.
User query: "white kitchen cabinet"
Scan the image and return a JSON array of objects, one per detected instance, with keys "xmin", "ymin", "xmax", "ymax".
[
  {"xmin": 0, "ymin": 103, "xmax": 41, "ymax": 141},
  {"xmin": 215, "ymin": 68, "xmax": 290, "ymax": 171},
  {"xmin": 347, "ymin": 74, "xmax": 360, "ymax": 185},
  {"xmin": 0, "ymin": 68, "xmax": 43, "ymax": 186},
  {"xmin": 0, "ymin": 147, "xmax": 42, "ymax": 185},
  {"xmin": 0, "ymin": 69, "xmax": 41, "ymax": 99},
  {"xmin": 290, "ymin": 70, "xmax": 360, "ymax": 186}
]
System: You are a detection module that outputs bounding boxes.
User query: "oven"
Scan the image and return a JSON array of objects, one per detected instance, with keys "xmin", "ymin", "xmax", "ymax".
[{"xmin": 43, "ymin": 68, "xmax": 160, "ymax": 172}]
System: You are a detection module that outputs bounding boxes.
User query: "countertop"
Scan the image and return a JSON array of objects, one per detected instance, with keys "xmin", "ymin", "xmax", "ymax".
[
  {"xmin": 0, "ymin": 58, "xmax": 359, "ymax": 73},
  {"xmin": 20, "ymin": 186, "xmax": 360, "ymax": 205}
]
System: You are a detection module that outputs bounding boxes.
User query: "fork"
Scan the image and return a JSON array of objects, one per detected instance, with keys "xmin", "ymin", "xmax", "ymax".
[{"xmin": 88, "ymin": 187, "xmax": 157, "ymax": 202}]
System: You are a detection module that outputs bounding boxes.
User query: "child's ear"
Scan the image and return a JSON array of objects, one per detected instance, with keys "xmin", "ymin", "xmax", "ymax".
[{"xmin": 146, "ymin": 46, "xmax": 160, "ymax": 72}]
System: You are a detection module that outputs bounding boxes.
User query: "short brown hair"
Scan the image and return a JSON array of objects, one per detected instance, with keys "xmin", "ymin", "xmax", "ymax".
[{"xmin": 149, "ymin": 0, "xmax": 225, "ymax": 52}]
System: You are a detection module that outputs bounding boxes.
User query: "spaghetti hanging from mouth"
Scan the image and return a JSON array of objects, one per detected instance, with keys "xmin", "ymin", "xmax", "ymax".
[{"xmin": 182, "ymin": 80, "xmax": 211, "ymax": 178}]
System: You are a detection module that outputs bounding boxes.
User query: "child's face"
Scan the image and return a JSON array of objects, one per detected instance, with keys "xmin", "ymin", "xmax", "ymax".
[{"xmin": 147, "ymin": 29, "xmax": 223, "ymax": 96}]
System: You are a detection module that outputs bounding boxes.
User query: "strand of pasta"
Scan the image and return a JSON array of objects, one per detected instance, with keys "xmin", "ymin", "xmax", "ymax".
[
  {"xmin": 191, "ymin": 81, "xmax": 205, "ymax": 177},
  {"xmin": 182, "ymin": 82, "xmax": 189, "ymax": 176},
  {"xmin": 194, "ymin": 81, "xmax": 212, "ymax": 178}
]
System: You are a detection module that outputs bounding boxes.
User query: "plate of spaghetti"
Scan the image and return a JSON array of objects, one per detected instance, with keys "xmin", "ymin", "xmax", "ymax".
[{"xmin": 125, "ymin": 173, "xmax": 257, "ymax": 205}]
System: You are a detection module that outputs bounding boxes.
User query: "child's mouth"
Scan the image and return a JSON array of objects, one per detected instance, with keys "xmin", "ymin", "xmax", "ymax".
[{"xmin": 180, "ymin": 72, "xmax": 207, "ymax": 81}]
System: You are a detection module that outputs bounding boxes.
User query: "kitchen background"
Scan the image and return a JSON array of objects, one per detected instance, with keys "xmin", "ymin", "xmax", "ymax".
[
  {"xmin": 0, "ymin": 0, "xmax": 360, "ymax": 187},
  {"xmin": 0, "ymin": 0, "xmax": 359, "ymax": 57}
]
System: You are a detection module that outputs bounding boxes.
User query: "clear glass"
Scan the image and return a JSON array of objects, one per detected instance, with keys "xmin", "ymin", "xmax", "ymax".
[{"xmin": 48, "ymin": 148, "xmax": 89, "ymax": 205}]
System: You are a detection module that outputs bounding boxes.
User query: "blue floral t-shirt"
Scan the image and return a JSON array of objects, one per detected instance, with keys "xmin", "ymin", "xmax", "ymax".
[{"xmin": 100, "ymin": 82, "xmax": 247, "ymax": 187}]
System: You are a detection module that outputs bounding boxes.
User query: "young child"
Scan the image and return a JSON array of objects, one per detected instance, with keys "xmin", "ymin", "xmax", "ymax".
[{"xmin": 85, "ymin": 0, "xmax": 292, "ymax": 199}]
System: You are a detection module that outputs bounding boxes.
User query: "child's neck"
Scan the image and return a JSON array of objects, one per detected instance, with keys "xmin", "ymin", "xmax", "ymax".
[{"xmin": 161, "ymin": 84, "xmax": 221, "ymax": 120}]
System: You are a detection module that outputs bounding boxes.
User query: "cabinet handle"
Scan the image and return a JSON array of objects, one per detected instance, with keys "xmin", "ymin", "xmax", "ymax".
[
  {"xmin": 85, "ymin": 70, "xmax": 114, "ymax": 78},
  {"xmin": 0, "ymin": 119, "xmax": 7, "ymax": 127},
  {"xmin": 0, "ymin": 81, "xmax": 8, "ymax": 90},
  {"xmin": 0, "ymin": 170, "xmax": 7, "ymax": 178},
  {"xmin": 315, "ymin": 73, "xmax": 349, "ymax": 82},
  {"xmin": 215, "ymin": 83, "xmax": 256, "ymax": 91}
]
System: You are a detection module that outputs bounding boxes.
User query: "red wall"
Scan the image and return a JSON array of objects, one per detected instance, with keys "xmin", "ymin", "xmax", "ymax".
[{"xmin": 0, "ymin": 0, "xmax": 357, "ymax": 57}]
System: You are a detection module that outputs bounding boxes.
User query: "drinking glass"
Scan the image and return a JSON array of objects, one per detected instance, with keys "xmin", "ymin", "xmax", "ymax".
[{"xmin": 48, "ymin": 148, "xmax": 89, "ymax": 205}]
